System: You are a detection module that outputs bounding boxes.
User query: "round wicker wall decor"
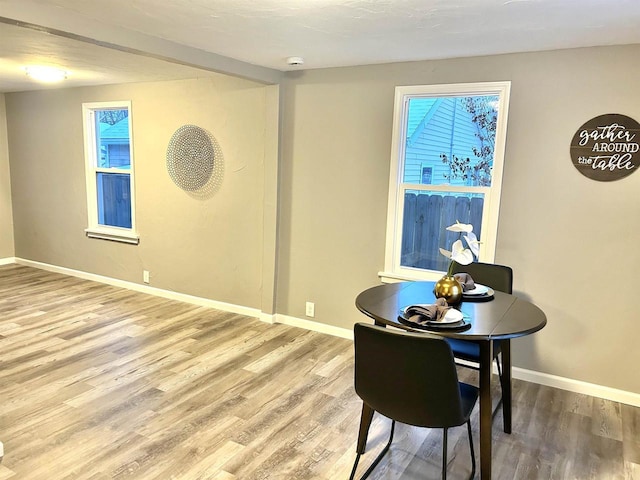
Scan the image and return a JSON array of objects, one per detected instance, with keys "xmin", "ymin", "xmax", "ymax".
[{"xmin": 166, "ymin": 125, "xmax": 222, "ymax": 191}]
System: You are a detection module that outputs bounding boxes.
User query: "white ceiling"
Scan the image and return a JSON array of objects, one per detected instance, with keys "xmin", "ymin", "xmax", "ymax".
[
  {"xmin": 1, "ymin": 0, "xmax": 640, "ymax": 92},
  {"xmin": 0, "ymin": 21, "xmax": 226, "ymax": 93}
]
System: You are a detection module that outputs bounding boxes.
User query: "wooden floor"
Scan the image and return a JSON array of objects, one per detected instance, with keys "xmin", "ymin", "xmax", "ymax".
[{"xmin": 0, "ymin": 264, "xmax": 639, "ymax": 480}]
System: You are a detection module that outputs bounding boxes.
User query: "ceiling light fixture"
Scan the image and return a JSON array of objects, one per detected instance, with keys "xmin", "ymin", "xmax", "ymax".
[{"xmin": 23, "ymin": 66, "xmax": 68, "ymax": 83}]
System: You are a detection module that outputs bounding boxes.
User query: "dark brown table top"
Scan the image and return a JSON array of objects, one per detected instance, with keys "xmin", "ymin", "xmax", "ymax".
[{"xmin": 355, "ymin": 281, "xmax": 546, "ymax": 340}]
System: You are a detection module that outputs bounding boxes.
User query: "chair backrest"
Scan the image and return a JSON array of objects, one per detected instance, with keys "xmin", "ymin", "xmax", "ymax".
[
  {"xmin": 353, "ymin": 322, "xmax": 468, "ymax": 429},
  {"xmin": 452, "ymin": 261, "xmax": 513, "ymax": 294}
]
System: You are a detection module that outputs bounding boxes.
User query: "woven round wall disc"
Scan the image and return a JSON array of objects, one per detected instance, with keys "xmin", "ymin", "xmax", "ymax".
[{"xmin": 166, "ymin": 125, "xmax": 218, "ymax": 191}]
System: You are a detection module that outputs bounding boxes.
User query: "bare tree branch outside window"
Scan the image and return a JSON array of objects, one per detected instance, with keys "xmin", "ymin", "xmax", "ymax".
[{"xmin": 441, "ymin": 97, "xmax": 497, "ymax": 186}]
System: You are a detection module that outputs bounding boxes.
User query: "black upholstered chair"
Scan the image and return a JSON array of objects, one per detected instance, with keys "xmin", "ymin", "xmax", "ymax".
[
  {"xmin": 450, "ymin": 261, "xmax": 513, "ymax": 424},
  {"xmin": 350, "ymin": 323, "xmax": 478, "ymax": 480}
]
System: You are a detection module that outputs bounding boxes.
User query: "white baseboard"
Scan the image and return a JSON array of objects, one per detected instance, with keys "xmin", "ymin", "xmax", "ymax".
[
  {"xmin": 6, "ymin": 258, "xmax": 640, "ymax": 407},
  {"xmin": 15, "ymin": 258, "xmax": 261, "ymax": 320},
  {"xmin": 512, "ymin": 367, "xmax": 640, "ymax": 408},
  {"xmin": 259, "ymin": 313, "xmax": 276, "ymax": 324},
  {"xmin": 275, "ymin": 314, "xmax": 353, "ymax": 340},
  {"xmin": 0, "ymin": 257, "xmax": 16, "ymax": 266}
]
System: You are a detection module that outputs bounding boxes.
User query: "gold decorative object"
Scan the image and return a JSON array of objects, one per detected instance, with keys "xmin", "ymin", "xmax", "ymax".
[{"xmin": 434, "ymin": 275, "xmax": 463, "ymax": 305}]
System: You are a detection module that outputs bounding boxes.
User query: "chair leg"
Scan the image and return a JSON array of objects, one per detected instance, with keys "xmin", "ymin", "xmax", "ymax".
[
  {"xmin": 467, "ymin": 420, "xmax": 476, "ymax": 480},
  {"xmin": 492, "ymin": 355, "xmax": 505, "ymax": 420},
  {"xmin": 349, "ymin": 453, "xmax": 362, "ymax": 480},
  {"xmin": 442, "ymin": 427, "xmax": 448, "ymax": 480},
  {"xmin": 495, "ymin": 355, "xmax": 505, "ymax": 402},
  {"xmin": 497, "ymin": 354, "xmax": 505, "ymax": 408},
  {"xmin": 356, "ymin": 403, "xmax": 375, "ymax": 454},
  {"xmin": 349, "ymin": 403, "xmax": 375, "ymax": 480},
  {"xmin": 350, "ymin": 420, "xmax": 395, "ymax": 480}
]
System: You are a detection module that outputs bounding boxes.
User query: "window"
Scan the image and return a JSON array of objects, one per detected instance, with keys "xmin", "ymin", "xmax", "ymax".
[
  {"xmin": 382, "ymin": 82, "xmax": 511, "ymax": 282},
  {"xmin": 82, "ymin": 101, "xmax": 138, "ymax": 244}
]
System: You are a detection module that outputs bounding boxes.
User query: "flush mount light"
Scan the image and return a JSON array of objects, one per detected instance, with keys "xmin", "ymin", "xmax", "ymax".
[{"xmin": 23, "ymin": 66, "xmax": 68, "ymax": 83}]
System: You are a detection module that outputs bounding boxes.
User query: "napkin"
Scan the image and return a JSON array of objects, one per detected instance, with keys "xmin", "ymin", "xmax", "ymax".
[
  {"xmin": 454, "ymin": 272, "xmax": 475, "ymax": 292},
  {"xmin": 404, "ymin": 298, "xmax": 451, "ymax": 324}
]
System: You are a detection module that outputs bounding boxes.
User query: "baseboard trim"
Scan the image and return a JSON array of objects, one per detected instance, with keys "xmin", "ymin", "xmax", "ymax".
[
  {"xmin": 512, "ymin": 367, "xmax": 640, "ymax": 407},
  {"xmin": 7, "ymin": 258, "xmax": 640, "ymax": 407},
  {"xmin": 275, "ymin": 314, "xmax": 353, "ymax": 340},
  {"xmin": 0, "ymin": 257, "xmax": 16, "ymax": 266},
  {"xmin": 259, "ymin": 313, "xmax": 276, "ymax": 324},
  {"xmin": 14, "ymin": 258, "xmax": 262, "ymax": 320}
]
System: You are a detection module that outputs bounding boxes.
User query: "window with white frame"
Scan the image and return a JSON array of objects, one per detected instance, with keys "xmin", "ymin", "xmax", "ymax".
[
  {"xmin": 82, "ymin": 101, "xmax": 138, "ymax": 244},
  {"xmin": 381, "ymin": 82, "xmax": 511, "ymax": 282}
]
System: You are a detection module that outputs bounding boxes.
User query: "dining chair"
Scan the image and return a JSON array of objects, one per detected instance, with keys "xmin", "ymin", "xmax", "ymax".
[
  {"xmin": 350, "ymin": 322, "xmax": 478, "ymax": 480},
  {"xmin": 450, "ymin": 261, "xmax": 513, "ymax": 420}
]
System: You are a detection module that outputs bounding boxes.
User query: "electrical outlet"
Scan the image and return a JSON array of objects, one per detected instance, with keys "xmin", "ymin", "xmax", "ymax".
[
  {"xmin": 143, "ymin": 270, "xmax": 150, "ymax": 284},
  {"xmin": 305, "ymin": 301, "xmax": 315, "ymax": 318}
]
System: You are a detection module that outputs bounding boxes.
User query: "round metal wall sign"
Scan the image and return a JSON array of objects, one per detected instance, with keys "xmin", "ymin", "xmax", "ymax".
[
  {"xmin": 166, "ymin": 125, "xmax": 221, "ymax": 191},
  {"xmin": 570, "ymin": 114, "xmax": 640, "ymax": 181}
]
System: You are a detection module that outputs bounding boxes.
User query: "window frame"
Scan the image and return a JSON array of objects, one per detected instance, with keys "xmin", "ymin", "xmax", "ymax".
[
  {"xmin": 381, "ymin": 81, "xmax": 511, "ymax": 282},
  {"xmin": 82, "ymin": 100, "xmax": 139, "ymax": 244}
]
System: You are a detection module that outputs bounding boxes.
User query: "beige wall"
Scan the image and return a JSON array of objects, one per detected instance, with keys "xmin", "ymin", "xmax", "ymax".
[
  {"xmin": 0, "ymin": 94, "xmax": 15, "ymax": 259},
  {"xmin": 278, "ymin": 44, "xmax": 640, "ymax": 393},
  {"xmin": 6, "ymin": 76, "xmax": 269, "ymax": 308}
]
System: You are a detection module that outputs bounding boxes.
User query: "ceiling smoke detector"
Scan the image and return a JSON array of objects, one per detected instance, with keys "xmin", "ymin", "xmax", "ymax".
[{"xmin": 286, "ymin": 56, "xmax": 304, "ymax": 66}]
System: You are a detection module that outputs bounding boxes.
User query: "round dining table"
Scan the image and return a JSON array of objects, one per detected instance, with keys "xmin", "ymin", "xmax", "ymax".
[{"xmin": 355, "ymin": 280, "xmax": 546, "ymax": 480}]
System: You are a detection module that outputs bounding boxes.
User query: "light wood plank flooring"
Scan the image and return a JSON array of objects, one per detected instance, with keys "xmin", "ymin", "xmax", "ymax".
[{"xmin": 0, "ymin": 264, "xmax": 638, "ymax": 479}]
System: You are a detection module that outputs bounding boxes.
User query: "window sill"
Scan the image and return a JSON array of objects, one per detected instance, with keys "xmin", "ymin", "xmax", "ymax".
[{"xmin": 85, "ymin": 228, "xmax": 139, "ymax": 245}]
